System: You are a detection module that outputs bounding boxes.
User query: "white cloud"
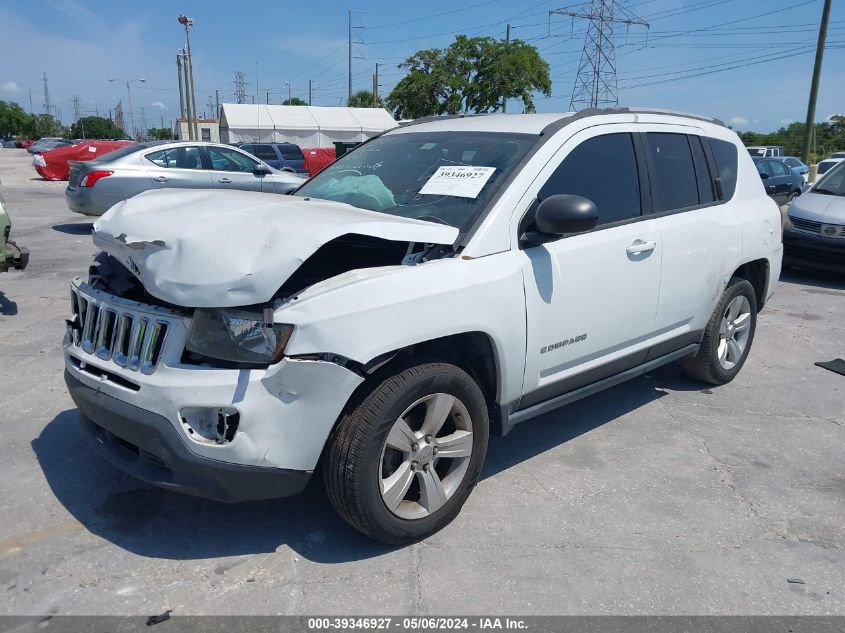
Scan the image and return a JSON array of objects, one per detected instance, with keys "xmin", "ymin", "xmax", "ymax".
[
  {"xmin": 151, "ymin": 101, "xmax": 166, "ymax": 109},
  {"xmin": 729, "ymin": 116, "xmax": 749, "ymax": 126},
  {"xmin": 2, "ymin": 81, "xmax": 20, "ymax": 93},
  {"xmin": 779, "ymin": 118, "xmax": 794, "ymax": 126}
]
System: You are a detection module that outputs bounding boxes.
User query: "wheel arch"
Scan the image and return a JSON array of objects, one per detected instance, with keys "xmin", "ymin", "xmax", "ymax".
[{"xmin": 731, "ymin": 258, "xmax": 769, "ymax": 310}]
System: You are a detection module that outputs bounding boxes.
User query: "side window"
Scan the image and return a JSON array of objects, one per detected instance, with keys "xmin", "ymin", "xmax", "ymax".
[
  {"xmin": 688, "ymin": 135, "xmax": 715, "ymax": 204},
  {"xmin": 769, "ymin": 160, "xmax": 789, "ymax": 177},
  {"xmin": 646, "ymin": 133, "xmax": 699, "ymax": 212},
  {"xmin": 207, "ymin": 146, "xmax": 258, "ymax": 172},
  {"xmin": 538, "ymin": 133, "xmax": 641, "ymax": 225},
  {"xmin": 240, "ymin": 144, "xmax": 255, "ymax": 155},
  {"xmin": 254, "ymin": 145, "xmax": 279, "ymax": 161},
  {"xmin": 144, "ymin": 146, "xmax": 203, "ymax": 169},
  {"xmin": 708, "ymin": 138, "xmax": 738, "ymax": 200},
  {"xmin": 756, "ymin": 160, "xmax": 772, "ymax": 178},
  {"xmin": 280, "ymin": 145, "xmax": 304, "ymax": 160}
]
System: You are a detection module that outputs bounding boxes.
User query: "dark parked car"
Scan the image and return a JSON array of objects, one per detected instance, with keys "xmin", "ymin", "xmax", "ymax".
[
  {"xmin": 237, "ymin": 142, "xmax": 308, "ymax": 174},
  {"xmin": 776, "ymin": 156, "xmax": 809, "ymax": 181},
  {"xmin": 752, "ymin": 156, "xmax": 803, "ymax": 206}
]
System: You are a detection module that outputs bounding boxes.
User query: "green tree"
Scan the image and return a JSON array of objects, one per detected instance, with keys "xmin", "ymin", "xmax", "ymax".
[
  {"xmin": 387, "ymin": 35, "xmax": 551, "ymax": 119},
  {"xmin": 69, "ymin": 116, "xmax": 125, "ymax": 140},
  {"xmin": 35, "ymin": 114, "xmax": 66, "ymax": 139},
  {"xmin": 282, "ymin": 97, "xmax": 308, "ymax": 106},
  {"xmin": 738, "ymin": 116, "xmax": 845, "ymax": 163},
  {"xmin": 347, "ymin": 90, "xmax": 384, "ymax": 108},
  {"xmin": 0, "ymin": 100, "xmax": 37, "ymax": 138},
  {"xmin": 145, "ymin": 127, "xmax": 173, "ymax": 140}
]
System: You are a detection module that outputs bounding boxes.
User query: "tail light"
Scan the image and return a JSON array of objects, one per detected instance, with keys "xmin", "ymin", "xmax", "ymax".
[{"xmin": 79, "ymin": 170, "xmax": 113, "ymax": 187}]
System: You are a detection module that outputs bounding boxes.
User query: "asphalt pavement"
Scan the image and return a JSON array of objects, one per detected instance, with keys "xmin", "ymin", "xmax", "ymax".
[{"xmin": 0, "ymin": 148, "xmax": 842, "ymax": 616}]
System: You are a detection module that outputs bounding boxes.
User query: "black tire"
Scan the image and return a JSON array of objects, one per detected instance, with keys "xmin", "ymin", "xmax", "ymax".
[
  {"xmin": 681, "ymin": 277, "xmax": 758, "ymax": 385},
  {"xmin": 324, "ymin": 361, "xmax": 489, "ymax": 544},
  {"xmin": 789, "ymin": 190, "xmax": 800, "ymax": 202}
]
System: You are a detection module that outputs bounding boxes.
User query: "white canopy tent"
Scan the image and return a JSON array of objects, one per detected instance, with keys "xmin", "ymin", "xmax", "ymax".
[{"xmin": 219, "ymin": 104, "xmax": 398, "ymax": 146}]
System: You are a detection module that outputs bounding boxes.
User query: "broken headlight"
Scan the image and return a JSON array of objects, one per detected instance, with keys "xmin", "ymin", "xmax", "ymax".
[{"xmin": 186, "ymin": 309, "xmax": 293, "ymax": 365}]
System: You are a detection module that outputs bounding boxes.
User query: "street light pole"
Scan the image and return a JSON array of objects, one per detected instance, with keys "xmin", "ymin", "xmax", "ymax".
[
  {"xmin": 285, "ymin": 81, "xmax": 291, "ymax": 104},
  {"xmin": 179, "ymin": 15, "xmax": 199, "ymax": 141},
  {"xmin": 109, "ymin": 78, "xmax": 145, "ymax": 140}
]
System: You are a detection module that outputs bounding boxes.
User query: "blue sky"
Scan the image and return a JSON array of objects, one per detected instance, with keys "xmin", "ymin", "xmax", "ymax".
[{"xmin": 1, "ymin": 0, "xmax": 843, "ymax": 132}]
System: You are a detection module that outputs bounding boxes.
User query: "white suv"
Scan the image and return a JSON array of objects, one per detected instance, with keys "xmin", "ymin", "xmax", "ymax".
[{"xmin": 63, "ymin": 109, "xmax": 783, "ymax": 544}]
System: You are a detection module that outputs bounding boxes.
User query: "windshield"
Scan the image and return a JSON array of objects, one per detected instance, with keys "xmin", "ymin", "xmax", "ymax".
[
  {"xmin": 295, "ymin": 131, "xmax": 536, "ymax": 230},
  {"xmin": 813, "ymin": 160, "xmax": 845, "ymax": 194},
  {"xmin": 747, "ymin": 148, "xmax": 765, "ymax": 156}
]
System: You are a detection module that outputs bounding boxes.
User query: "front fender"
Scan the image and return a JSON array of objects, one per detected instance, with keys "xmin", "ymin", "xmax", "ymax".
[{"xmin": 277, "ymin": 254, "xmax": 527, "ymax": 404}]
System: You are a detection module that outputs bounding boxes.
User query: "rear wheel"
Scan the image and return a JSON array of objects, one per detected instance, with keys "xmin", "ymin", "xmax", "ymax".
[
  {"xmin": 681, "ymin": 277, "xmax": 757, "ymax": 385},
  {"xmin": 324, "ymin": 361, "xmax": 489, "ymax": 544}
]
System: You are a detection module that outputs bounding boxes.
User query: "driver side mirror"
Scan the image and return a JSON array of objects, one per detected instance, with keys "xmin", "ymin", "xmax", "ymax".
[
  {"xmin": 759, "ymin": 172, "xmax": 769, "ymax": 180},
  {"xmin": 254, "ymin": 163, "xmax": 271, "ymax": 176}
]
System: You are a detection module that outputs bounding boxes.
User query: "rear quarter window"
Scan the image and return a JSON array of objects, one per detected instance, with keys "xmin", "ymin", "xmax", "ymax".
[{"xmin": 708, "ymin": 138, "xmax": 738, "ymax": 200}]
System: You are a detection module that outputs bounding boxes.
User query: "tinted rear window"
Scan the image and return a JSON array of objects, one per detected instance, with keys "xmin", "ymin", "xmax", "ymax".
[
  {"xmin": 647, "ymin": 133, "xmax": 699, "ymax": 212},
  {"xmin": 708, "ymin": 138, "xmax": 738, "ymax": 200},
  {"xmin": 280, "ymin": 146, "xmax": 304, "ymax": 160}
]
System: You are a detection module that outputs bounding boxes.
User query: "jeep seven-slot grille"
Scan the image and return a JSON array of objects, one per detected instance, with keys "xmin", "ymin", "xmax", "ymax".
[{"xmin": 70, "ymin": 286, "xmax": 170, "ymax": 374}]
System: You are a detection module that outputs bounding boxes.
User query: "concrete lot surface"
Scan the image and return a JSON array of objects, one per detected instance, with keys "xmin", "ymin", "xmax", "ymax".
[{"xmin": 0, "ymin": 148, "xmax": 842, "ymax": 615}]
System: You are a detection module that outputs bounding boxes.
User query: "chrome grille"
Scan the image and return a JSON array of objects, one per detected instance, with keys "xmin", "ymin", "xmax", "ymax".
[
  {"xmin": 791, "ymin": 216, "xmax": 845, "ymax": 238},
  {"xmin": 790, "ymin": 217, "xmax": 822, "ymax": 235},
  {"xmin": 69, "ymin": 284, "xmax": 174, "ymax": 374}
]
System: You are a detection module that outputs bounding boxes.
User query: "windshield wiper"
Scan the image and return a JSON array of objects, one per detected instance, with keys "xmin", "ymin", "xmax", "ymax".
[{"xmin": 811, "ymin": 187, "xmax": 844, "ymax": 196}]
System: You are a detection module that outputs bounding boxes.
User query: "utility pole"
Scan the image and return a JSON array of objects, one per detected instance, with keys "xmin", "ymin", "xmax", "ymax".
[
  {"xmin": 215, "ymin": 89, "xmax": 219, "ymax": 119},
  {"xmin": 552, "ymin": 1, "xmax": 649, "ymax": 110},
  {"xmin": 373, "ymin": 63, "xmax": 380, "ymax": 106},
  {"xmin": 181, "ymin": 49, "xmax": 194, "ymax": 139},
  {"xmin": 179, "ymin": 15, "xmax": 199, "ymax": 141},
  {"xmin": 266, "ymin": 90, "xmax": 270, "ymax": 105},
  {"xmin": 176, "ymin": 52, "xmax": 187, "ymax": 119},
  {"xmin": 348, "ymin": 9, "xmax": 353, "ymax": 104},
  {"xmin": 28, "ymin": 87, "xmax": 33, "ymax": 113},
  {"xmin": 801, "ymin": 0, "xmax": 832, "ymax": 163},
  {"xmin": 502, "ymin": 24, "xmax": 511, "ymax": 113},
  {"xmin": 308, "ymin": 80, "xmax": 312, "ymax": 106}
]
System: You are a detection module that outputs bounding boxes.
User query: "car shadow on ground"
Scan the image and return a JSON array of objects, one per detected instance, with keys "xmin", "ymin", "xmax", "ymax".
[
  {"xmin": 0, "ymin": 290, "xmax": 18, "ymax": 315},
  {"xmin": 780, "ymin": 267, "xmax": 845, "ymax": 291},
  {"xmin": 33, "ymin": 366, "xmax": 700, "ymax": 564},
  {"xmin": 52, "ymin": 222, "xmax": 93, "ymax": 235}
]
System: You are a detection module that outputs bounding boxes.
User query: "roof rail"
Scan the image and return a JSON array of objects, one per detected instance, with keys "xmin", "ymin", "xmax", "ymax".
[
  {"xmin": 540, "ymin": 107, "xmax": 726, "ymax": 136},
  {"xmin": 400, "ymin": 113, "xmax": 491, "ymax": 127}
]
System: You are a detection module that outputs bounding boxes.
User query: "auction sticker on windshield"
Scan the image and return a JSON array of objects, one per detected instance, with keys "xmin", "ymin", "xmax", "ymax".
[{"xmin": 419, "ymin": 166, "xmax": 496, "ymax": 198}]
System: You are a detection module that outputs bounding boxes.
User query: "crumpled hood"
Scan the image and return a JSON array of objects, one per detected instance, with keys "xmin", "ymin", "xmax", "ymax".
[
  {"xmin": 790, "ymin": 191, "xmax": 845, "ymax": 224},
  {"xmin": 92, "ymin": 188, "xmax": 459, "ymax": 308}
]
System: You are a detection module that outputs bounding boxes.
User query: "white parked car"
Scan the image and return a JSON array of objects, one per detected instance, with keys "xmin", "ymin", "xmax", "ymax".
[{"xmin": 63, "ymin": 109, "xmax": 783, "ymax": 544}]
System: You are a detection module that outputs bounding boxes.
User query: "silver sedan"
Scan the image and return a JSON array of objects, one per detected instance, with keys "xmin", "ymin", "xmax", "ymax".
[{"xmin": 65, "ymin": 141, "xmax": 306, "ymax": 216}]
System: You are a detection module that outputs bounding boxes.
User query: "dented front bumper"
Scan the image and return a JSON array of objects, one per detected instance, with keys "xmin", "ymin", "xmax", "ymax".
[{"xmin": 63, "ymin": 280, "xmax": 365, "ymax": 501}]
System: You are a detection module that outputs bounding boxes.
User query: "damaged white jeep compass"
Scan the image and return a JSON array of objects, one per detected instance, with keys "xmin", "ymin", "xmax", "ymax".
[{"xmin": 64, "ymin": 109, "xmax": 783, "ymax": 544}]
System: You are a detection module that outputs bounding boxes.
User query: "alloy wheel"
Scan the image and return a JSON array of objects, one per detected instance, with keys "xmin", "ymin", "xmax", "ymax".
[{"xmin": 379, "ymin": 393, "xmax": 474, "ymax": 520}]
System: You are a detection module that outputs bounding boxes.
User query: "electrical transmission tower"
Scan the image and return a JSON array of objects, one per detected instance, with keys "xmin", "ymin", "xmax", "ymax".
[
  {"xmin": 233, "ymin": 71, "xmax": 248, "ymax": 104},
  {"xmin": 114, "ymin": 102, "xmax": 125, "ymax": 135},
  {"xmin": 41, "ymin": 72, "xmax": 51, "ymax": 115},
  {"xmin": 551, "ymin": 1, "xmax": 648, "ymax": 110}
]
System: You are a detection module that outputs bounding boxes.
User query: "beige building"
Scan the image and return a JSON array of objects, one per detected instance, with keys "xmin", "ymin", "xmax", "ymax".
[{"xmin": 173, "ymin": 118, "xmax": 220, "ymax": 143}]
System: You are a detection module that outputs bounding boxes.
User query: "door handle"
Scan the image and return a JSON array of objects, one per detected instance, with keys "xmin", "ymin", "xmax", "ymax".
[
  {"xmin": 153, "ymin": 176, "xmax": 169, "ymax": 183},
  {"xmin": 626, "ymin": 239, "xmax": 656, "ymax": 255},
  {"xmin": 767, "ymin": 185, "xmax": 776, "ymax": 191},
  {"xmin": 218, "ymin": 178, "xmax": 232, "ymax": 184}
]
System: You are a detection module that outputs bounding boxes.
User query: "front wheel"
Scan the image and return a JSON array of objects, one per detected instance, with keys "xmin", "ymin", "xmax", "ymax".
[
  {"xmin": 681, "ymin": 277, "xmax": 758, "ymax": 385},
  {"xmin": 324, "ymin": 361, "xmax": 489, "ymax": 544}
]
